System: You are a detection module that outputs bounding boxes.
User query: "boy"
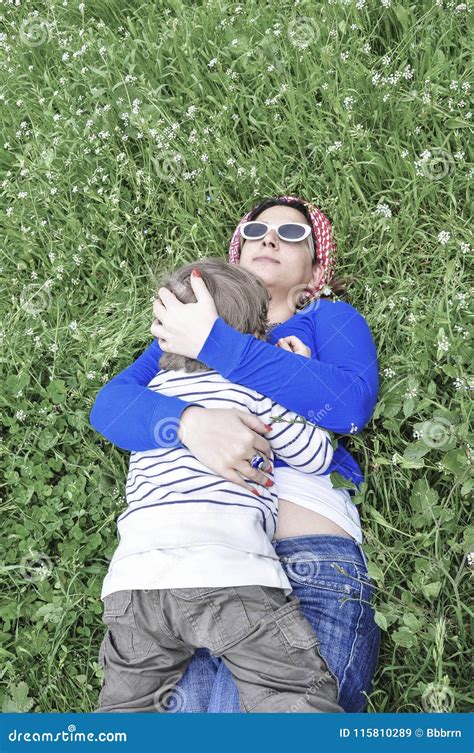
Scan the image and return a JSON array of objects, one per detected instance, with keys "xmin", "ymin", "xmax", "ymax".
[{"xmin": 94, "ymin": 258, "xmax": 343, "ymax": 714}]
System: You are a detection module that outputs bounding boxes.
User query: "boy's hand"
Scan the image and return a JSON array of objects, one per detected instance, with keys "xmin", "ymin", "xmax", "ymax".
[{"xmin": 275, "ymin": 335, "xmax": 311, "ymax": 358}]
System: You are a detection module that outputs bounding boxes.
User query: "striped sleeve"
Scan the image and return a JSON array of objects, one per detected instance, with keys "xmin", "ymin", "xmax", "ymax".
[{"xmin": 254, "ymin": 395, "xmax": 334, "ymax": 475}]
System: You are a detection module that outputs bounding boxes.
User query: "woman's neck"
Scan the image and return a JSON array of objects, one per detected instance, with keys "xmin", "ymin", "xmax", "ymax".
[{"xmin": 267, "ymin": 303, "xmax": 295, "ymax": 326}]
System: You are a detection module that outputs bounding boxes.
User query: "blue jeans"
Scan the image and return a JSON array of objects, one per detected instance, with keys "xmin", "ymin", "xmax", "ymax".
[{"xmin": 167, "ymin": 535, "xmax": 381, "ymax": 712}]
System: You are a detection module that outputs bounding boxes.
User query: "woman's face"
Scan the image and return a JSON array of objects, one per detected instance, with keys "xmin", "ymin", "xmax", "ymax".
[{"xmin": 236, "ymin": 205, "xmax": 323, "ymax": 300}]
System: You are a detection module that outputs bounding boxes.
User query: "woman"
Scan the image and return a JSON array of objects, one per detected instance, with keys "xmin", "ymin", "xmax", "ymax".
[{"xmin": 90, "ymin": 195, "xmax": 381, "ymax": 713}]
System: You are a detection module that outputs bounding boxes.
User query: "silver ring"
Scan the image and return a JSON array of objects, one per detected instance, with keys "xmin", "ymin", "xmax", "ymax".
[{"xmin": 250, "ymin": 453, "xmax": 266, "ymax": 470}]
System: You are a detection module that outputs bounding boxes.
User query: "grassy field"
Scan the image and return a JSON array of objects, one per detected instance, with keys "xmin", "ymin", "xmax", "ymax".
[{"xmin": 1, "ymin": 0, "xmax": 472, "ymax": 713}]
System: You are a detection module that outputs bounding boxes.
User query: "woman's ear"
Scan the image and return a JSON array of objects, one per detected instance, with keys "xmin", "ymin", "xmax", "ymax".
[{"xmin": 309, "ymin": 263, "xmax": 324, "ymax": 288}]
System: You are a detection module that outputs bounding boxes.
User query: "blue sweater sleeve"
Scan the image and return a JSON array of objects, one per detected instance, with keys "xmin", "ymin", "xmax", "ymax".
[
  {"xmin": 89, "ymin": 300, "xmax": 378, "ymax": 453},
  {"xmin": 197, "ymin": 300, "xmax": 379, "ymax": 435},
  {"xmin": 89, "ymin": 339, "xmax": 203, "ymax": 451}
]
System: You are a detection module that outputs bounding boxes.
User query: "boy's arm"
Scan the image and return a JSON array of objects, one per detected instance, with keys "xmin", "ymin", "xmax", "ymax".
[
  {"xmin": 89, "ymin": 338, "xmax": 203, "ymax": 452},
  {"xmin": 255, "ymin": 395, "xmax": 334, "ymax": 475}
]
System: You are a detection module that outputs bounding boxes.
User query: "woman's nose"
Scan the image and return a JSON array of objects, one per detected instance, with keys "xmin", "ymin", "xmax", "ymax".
[{"xmin": 263, "ymin": 230, "xmax": 279, "ymax": 246}]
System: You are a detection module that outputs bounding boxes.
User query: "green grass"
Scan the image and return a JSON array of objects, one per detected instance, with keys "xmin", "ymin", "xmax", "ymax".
[{"xmin": 1, "ymin": 0, "xmax": 472, "ymax": 713}]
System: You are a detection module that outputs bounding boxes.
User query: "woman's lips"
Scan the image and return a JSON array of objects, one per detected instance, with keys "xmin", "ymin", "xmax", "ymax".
[{"xmin": 253, "ymin": 257, "xmax": 280, "ymax": 264}]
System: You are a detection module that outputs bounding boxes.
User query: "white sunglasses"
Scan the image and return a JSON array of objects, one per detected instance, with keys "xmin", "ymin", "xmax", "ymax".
[{"xmin": 240, "ymin": 221, "xmax": 315, "ymax": 260}]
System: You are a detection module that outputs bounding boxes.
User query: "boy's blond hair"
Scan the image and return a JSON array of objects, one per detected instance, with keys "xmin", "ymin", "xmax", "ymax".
[{"xmin": 154, "ymin": 257, "xmax": 270, "ymax": 373}]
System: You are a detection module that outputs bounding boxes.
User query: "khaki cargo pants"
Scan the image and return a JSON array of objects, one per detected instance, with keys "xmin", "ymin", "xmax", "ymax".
[{"xmin": 95, "ymin": 585, "xmax": 343, "ymax": 713}]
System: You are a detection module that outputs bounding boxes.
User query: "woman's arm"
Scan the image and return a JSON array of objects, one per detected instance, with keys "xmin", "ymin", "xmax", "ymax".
[
  {"xmin": 89, "ymin": 339, "xmax": 203, "ymax": 452},
  {"xmin": 196, "ymin": 300, "xmax": 379, "ymax": 435}
]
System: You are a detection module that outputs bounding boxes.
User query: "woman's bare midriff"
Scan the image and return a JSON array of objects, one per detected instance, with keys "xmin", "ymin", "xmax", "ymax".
[{"xmin": 274, "ymin": 498, "xmax": 354, "ymax": 540}]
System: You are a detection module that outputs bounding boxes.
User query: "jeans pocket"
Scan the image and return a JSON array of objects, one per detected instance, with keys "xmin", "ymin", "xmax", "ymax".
[
  {"xmin": 282, "ymin": 556, "xmax": 361, "ymax": 598},
  {"xmin": 278, "ymin": 558, "xmax": 372, "ymax": 706}
]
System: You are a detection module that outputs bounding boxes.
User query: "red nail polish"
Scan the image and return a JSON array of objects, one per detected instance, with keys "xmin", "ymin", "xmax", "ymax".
[
  {"xmin": 264, "ymin": 424, "xmax": 272, "ymax": 431},
  {"xmin": 191, "ymin": 268, "xmax": 201, "ymax": 278},
  {"xmin": 251, "ymin": 488, "xmax": 260, "ymax": 496},
  {"xmin": 265, "ymin": 479, "xmax": 274, "ymax": 488}
]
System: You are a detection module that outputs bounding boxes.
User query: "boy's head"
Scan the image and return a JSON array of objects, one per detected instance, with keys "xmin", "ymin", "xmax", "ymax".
[{"xmin": 154, "ymin": 257, "xmax": 271, "ymax": 373}]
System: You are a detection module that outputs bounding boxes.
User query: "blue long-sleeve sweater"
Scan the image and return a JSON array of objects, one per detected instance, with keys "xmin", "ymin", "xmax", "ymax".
[{"xmin": 89, "ymin": 299, "xmax": 379, "ymax": 493}]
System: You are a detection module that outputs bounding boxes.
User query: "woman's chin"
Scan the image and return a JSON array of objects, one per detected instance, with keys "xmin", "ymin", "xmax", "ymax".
[{"xmin": 250, "ymin": 263, "xmax": 280, "ymax": 279}]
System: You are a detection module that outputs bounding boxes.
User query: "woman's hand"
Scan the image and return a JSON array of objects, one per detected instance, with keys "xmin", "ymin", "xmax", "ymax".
[
  {"xmin": 150, "ymin": 272, "xmax": 219, "ymax": 359},
  {"xmin": 178, "ymin": 406, "xmax": 274, "ymax": 493},
  {"xmin": 276, "ymin": 335, "xmax": 312, "ymax": 358}
]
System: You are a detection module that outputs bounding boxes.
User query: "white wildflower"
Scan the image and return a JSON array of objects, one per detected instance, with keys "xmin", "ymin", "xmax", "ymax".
[
  {"xmin": 374, "ymin": 202, "xmax": 392, "ymax": 218},
  {"xmin": 437, "ymin": 231, "xmax": 450, "ymax": 246}
]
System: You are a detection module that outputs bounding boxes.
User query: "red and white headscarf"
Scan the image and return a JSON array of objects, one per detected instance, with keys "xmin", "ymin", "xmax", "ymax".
[{"xmin": 228, "ymin": 194, "xmax": 337, "ymax": 304}]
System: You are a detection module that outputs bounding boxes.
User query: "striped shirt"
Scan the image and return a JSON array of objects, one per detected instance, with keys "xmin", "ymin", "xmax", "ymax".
[{"xmin": 101, "ymin": 367, "xmax": 333, "ymax": 598}]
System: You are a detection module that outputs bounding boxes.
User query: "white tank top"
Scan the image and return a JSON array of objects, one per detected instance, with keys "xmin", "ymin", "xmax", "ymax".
[{"xmin": 273, "ymin": 467, "xmax": 363, "ymax": 543}]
